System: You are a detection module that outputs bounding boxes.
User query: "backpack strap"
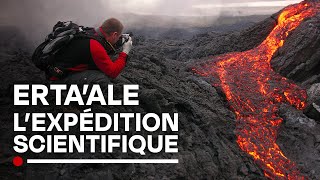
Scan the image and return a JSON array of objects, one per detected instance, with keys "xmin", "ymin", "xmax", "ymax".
[{"xmin": 72, "ymin": 28, "xmax": 117, "ymax": 55}]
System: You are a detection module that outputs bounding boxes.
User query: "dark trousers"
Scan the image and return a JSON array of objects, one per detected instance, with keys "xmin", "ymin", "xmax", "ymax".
[{"xmin": 53, "ymin": 70, "xmax": 111, "ymax": 89}]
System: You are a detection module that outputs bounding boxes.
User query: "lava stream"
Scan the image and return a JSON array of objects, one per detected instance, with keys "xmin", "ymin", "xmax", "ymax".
[{"xmin": 193, "ymin": 1, "xmax": 319, "ymax": 179}]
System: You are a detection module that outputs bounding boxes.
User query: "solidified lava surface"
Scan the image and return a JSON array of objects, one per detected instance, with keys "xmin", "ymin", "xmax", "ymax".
[{"xmin": 0, "ymin": 1, "xmax": 320, "ymax": 179}]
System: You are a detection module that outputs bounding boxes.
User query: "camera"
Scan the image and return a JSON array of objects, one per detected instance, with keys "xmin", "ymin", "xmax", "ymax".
[
  {"xmin": 121, "ymin": 34, "xmax": 131, "ymax": 43},
  {"xmin": 114, "ymin": 33, "xmax": 132, "ymax": 50}
]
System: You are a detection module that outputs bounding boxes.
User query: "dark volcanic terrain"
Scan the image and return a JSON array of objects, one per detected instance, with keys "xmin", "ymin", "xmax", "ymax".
[{"xmin": 0, "ymin": 2, "xmax": 320, "ymax": 180}]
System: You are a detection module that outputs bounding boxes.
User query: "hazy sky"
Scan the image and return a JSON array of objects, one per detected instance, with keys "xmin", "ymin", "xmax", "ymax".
[
  {"xmin": 105, "ymin": 0, "xmax": 303, "ymax": 16},
  {"xmin": 0, "ymin": 0, "xmax": 305, "ymax": 45}
]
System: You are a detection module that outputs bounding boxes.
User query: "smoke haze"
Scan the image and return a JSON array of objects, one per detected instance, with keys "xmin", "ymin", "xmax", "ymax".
[{"xmin": 1, "ymin": 0, "xmax": 302, "ymax": 45}]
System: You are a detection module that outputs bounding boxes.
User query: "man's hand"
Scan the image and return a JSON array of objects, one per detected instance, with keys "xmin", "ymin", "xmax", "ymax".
[{"xmin": 122, "ymin": 36, "xmax": 133, "ymax": 55}]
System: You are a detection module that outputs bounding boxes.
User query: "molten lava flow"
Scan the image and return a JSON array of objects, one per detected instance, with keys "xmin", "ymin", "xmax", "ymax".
[{"xmin": 193, "ymin": 1, "xmax": 319, "ymax": 179}]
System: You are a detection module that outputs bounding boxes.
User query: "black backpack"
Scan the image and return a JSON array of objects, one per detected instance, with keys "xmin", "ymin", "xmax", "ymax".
[{"xmin": 32, "ymin": 21, "xmax": 116, "ymax": 78}]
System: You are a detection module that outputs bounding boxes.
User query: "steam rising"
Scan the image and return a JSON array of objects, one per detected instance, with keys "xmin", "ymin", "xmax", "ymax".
[
  {"xmin": 1, "ymin": 0, "xmax": 302, "ymax": 46},
  {"xmin": 1, "ymin": 0, "xmax": 111, "ymax": 45}
]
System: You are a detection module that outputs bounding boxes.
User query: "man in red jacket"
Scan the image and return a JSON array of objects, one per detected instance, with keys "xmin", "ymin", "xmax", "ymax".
[{"xmin": 52, "ymin": 18, "xmax": 133, "ymax": 86}]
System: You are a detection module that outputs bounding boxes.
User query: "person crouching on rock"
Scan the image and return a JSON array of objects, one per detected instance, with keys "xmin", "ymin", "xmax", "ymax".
[{"xmin": 45, "ymin": 18, "xmax": 133, "ymax": 87}]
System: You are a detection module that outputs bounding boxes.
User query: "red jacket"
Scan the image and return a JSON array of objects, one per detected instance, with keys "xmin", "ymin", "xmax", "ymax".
[{"xmin": 51, "ymin": 35, "xmax": 127, "ymax": 80}]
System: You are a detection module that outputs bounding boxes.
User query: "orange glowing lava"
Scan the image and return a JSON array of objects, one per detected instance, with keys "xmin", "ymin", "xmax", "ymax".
[{"xmin": 193, "ymin": 1, "xmax": 319, "ymax": 179}]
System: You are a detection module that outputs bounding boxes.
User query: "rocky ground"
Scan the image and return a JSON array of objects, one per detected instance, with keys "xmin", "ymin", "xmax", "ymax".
[{"xmin": 0, "ymin": 2, "xmax": 320, "ymax": 180}]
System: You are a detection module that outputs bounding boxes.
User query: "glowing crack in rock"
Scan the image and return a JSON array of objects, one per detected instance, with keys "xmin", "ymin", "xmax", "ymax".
[{"xmin": 193, "ymin": 1, "xmax": 319, "ymax": 179}]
